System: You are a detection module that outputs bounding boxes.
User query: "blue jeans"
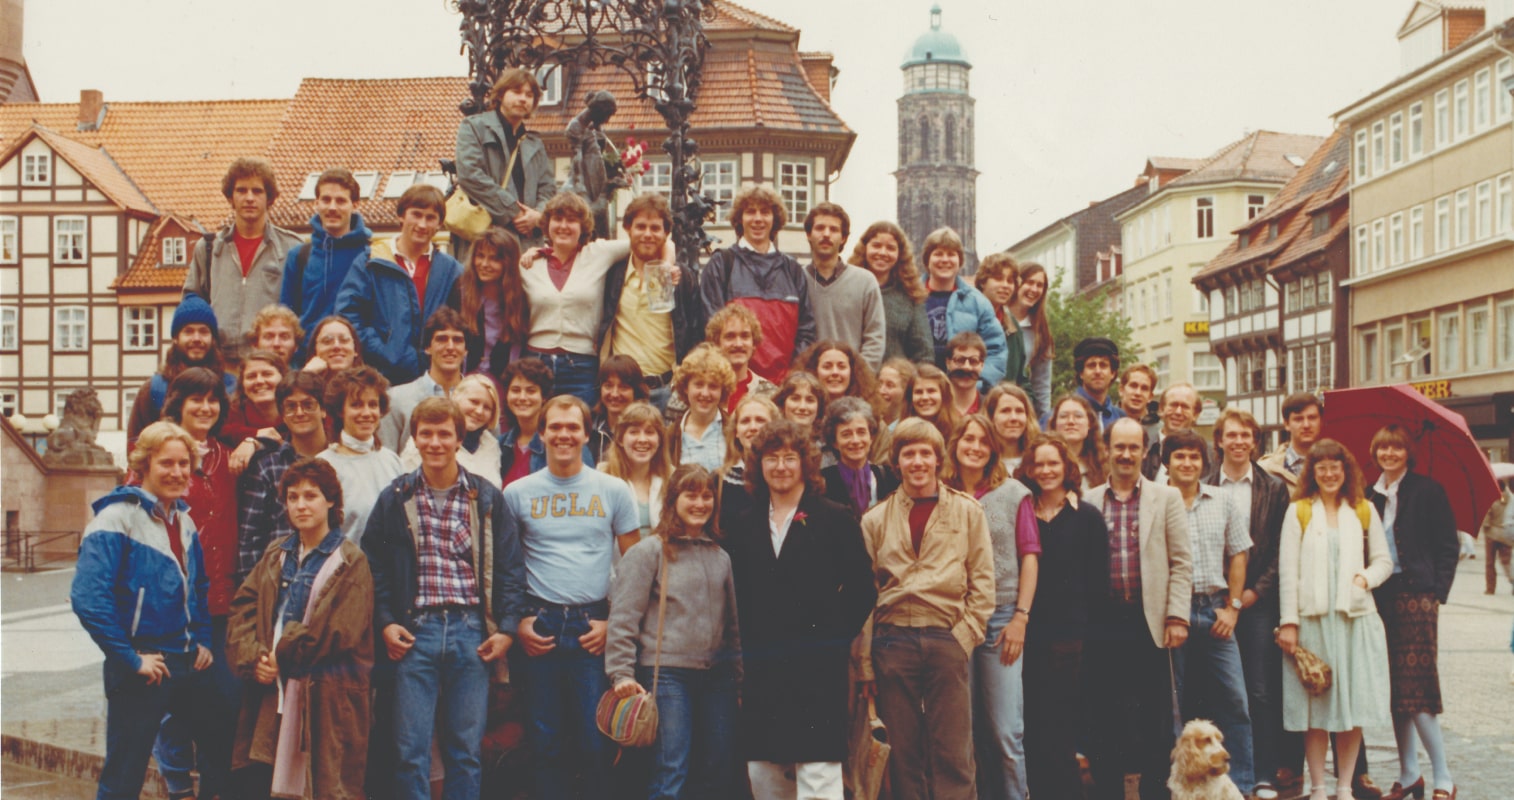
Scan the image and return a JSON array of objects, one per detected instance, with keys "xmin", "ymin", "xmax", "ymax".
[
  {"xmin": 973, "ymin": 604, "xmax": 1028, "ymax": 800},
  {"xmin": 530, "ymin": 350, "xmax": 599, "ymax": 407},
  {"xmin": 638, "ymin": 665, "xmax": 739, "ymax": 800},
  {"xmin": 96, "ymin": 651, "xmax": 209, "ymax": 800},
  {"xmin": 517, "ymin": 609, "xmax": 612, "ymax": 800},
  {"xmin": 392, "ymin": 607, "xmax": 490, "ymax": 800},
  {"xmin": 1176, "ymin": 593, "xmax": 1255, "ymax": 792},
  {"xmin": 153, "ymin": 616, "xmax": 237, "ymax": 798}
]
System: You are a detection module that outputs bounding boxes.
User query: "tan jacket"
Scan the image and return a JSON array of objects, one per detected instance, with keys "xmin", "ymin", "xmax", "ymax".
[
  {"xmin": 1279, "ymin": 497, "xmax": 1394, "ymax": 626},
  {"xmin": 858, "ymin": 485, "xmax": 994, "ymax": 677},
  {"xmin": 1083, "ymin": 478, "xmax": 1194, "ymax": 649},
  {"xmin": 1257, "ymin": 444, "xmax": 1301, "ymax": 492}
]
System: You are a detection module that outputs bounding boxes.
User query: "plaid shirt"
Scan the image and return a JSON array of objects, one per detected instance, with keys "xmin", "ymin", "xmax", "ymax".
[
  {"xmin": 1101, "ymin": 483, "xmax": 1143, "ymax": 603},
  {"xmin": 236, "ymin": 443, "xmax": 298, "ymax": 585},
  {"xmin": 1184, "ymin": 484, "xmax": 1252, "ymax": 596},
  {"xmin": 414, "ymin": 473, "xmax": 479, "ymax": 609}
]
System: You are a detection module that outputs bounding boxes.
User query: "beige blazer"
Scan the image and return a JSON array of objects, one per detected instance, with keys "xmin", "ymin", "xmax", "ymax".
[
  {"xmin": 1278, "ymin": 497, "xmax": 1394, "ymax": 626},
  {"xmin": 1083, "ymin": 477, "xmax": 1193, "ymax": 648}
]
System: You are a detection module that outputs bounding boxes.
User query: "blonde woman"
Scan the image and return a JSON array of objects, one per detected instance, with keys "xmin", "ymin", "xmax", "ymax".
[
  {"xmin": 598, "ymin": 401, "xmax": 673, "ymax": 545},
  {"xmin": 716, "ymin": 394, "xmax": 778, "ymax": 534},
  {"xmin": 667, "ymin": 343, "xmax": 738, "ymax": 471},
  {"xmin": 399, "ymin": 374, "xmax": 503, "ymax": 486}
]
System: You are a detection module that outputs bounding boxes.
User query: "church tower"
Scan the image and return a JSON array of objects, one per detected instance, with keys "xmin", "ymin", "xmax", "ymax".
[{"xmin": 896, "ymin": 3, "xmax": 978, "ymax": 270}]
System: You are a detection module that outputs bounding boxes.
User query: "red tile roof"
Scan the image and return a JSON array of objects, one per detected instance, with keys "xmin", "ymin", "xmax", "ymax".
[
  {"xmin": 114, "ymin": 215, "xmax": 197, "ymax": 292},
  {"xmin": 6, "ymin": 125, "xmax": 157, "ymax": 216},
  {"xmin": 709, "ymin": 0, "xmax": 798, "ymax": 33},
  {"xmin": 1167, "ymin": 130, "xmax": 1328, "ymax": 190}
]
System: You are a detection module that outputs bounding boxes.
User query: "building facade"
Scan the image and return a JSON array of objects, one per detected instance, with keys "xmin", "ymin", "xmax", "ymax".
[
  {"xmin": 896, "ymin": 3, "xmax": 978, "ymax": 270},
  {"xmin": 1008, "ymin": 183, "xmax": 1148, "ymax": 297},
  {"xmin": 1338, "ymin": 0, "xmax": 1514, "ymax": 461},
  {"xmin": 1115, "ymin": 131, "xmax": 1323, "ymax": 399}
]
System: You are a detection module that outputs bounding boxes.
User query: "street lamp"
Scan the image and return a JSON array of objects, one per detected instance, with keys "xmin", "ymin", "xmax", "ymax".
[{"xmin": 450, "ymin": 0, "xmax": 719, "ymax": 270}]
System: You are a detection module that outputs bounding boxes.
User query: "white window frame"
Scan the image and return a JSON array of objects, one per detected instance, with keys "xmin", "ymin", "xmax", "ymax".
[
  {"xmin": 1454, "ymin": 79, "xmax": 1470, "ymax": 139},
  {"xmin": 1435, "ymin": 196, "xmax": 1451, "ymax": 253},
  {"xmin": 1247, "ymin": 194, "xmax": 1266, "ymax": 220},
  {"xmin": 21, "ymin": 152, "xmax": 51, "ymax": 186},
  {"xmin": 1389, "ymin": 212, "xmax": 1404, "ymax": 265},
  {"xmin": 1439, "ymin": 311, "xmax": 1461, "ymax": 374},
  {"xmin": 161, "ymin": 237, "xmax": 186, "ymax": 266},
  {"xmin": 297, "ymin": 172, "xmax": 321, "ymax": 201},
  {"xmin": 121, "ymin": 389, "xmax": 138, "ymax": 420},
  {"xmin": 1354, "ymin": 129, "xmax": 1368, "ymax": 180},
  {"xmin": 1, "ymin": 305, "xmax": 16, "ymax": 351},
  {"xmin": 1388, "ymin": 325, "xmax": 1407, "ymax": 380},
  {"xmin": 1500, "ymin": 300, "xmax": 1514, "ymax": 367},
  {"xmin": 1371, "ymin": 120, "xmax": 1385, "ymax": 173},
  {"xmin": 1455, "ymin": 188, "xmax": 1471, "ymax": 246},
  {"xmin": 1434, "ymin": 88, "xmax": 1451, "ymax": 148},
  {"xmin": 1163, "ymin": 274, "xmax": 1173, "ymax": 320},
  {"xmin": 1409, "ymin": 206, "xmax": 1424, "ymax": 260},
  {"xmin": 700, "ymin": 159, "xmax": 739, "ymax": 224},
  {"xmin": 1192, "ymin": 349, "xmax": 1223, "ymax": 391},
  {"xmin": 1474, "ymin": 68, "xmax": 1491, "ymax": 131},
  {"xmin": 1360, "ymin": 330, "xmax": 1379, "ymax": 384},
  {"xmin": 1355, "ymin": 224, "xmax": 1369, "ymax": 274},
  {"xmin": 383, "ymin": 171, "xmax": 416, "ymax": 199},
  {"xmin": 1388, "ymin": 112, "xmax": 1404, "ymax": 166},
  {"xmin": 124, "ymin": 307, "xmax": 158, "ymax": 352},
  {"xmin": 1301, "ymin": 274, "xmax": 1316, "ymax": 310},
  {"xmin": 776, "ymin": 160, "xmax": 812, "ymax": 224},
  {"xmin": 54, "ymin": 306, "xmax": 87, "ymax": 351},
  {"xmin": 1319, "ymin": 341, "xmax": 1334, "ymax": 390},
  {"xmin": 1286, "ymin": 280, "xmax": 1300, "ymax": 313},
  {"xmin": 52, "ymin": 391, "xmax": 71, "ymax": 420},
  {"xmin": 1498, "ymin": 174, "xmax": 1513, "ymax": 234},
  {"xmin": 0, "ymin": 216, "xmax": 16, "ymax": 264},
  {"xmin": 0, "ymin": 390, "xmax": 17, "ymax": 419},
  {"xmin": 1408, "ymin": 102, "xmax": 1424, "ymax": 158},
  {"xmin": 54, "ymin": 216, "xmax": 87, "ymax": 264},
  {"xmin": 1476, "ymin": 180, "xmax": 1493, "ymax": 240},
  {"xmin": 1372, "ymin": 219, "xmax": 1385, "ymax": 271},
  {"xmin": 537, "ymin": 64, "xmax": 563, "ymax": 107},
  {"xmin": 1409, "ymin": 317, "xmax": 1433, "ymax": 379},
  {"xmin": 1195, "ymin": 196, "xmax": 1214, "ymax": 239},
  {"xmin": 638, "ymin": 161, "xmax": 674, "ymax": 198},
  {"xmin": 1469, "ymin": 306, "xmax": 1490, "ymax": 371},
  {"xmin": 1497, "ymin": 59, "xmax": 1513, "ymax": 121},
  {"xmin": 353, "ymin": 171, "xmax": 380, "ymax": 199}
]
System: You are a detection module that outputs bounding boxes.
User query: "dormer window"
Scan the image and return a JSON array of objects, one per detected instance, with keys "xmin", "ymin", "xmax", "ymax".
[
  {"xmin": 161, "ymin": 237, "xmax": 186, "ymax": 265},
  {"xmin": 22, "ymin": 153, "xmax": 51, "ymax": 186}
]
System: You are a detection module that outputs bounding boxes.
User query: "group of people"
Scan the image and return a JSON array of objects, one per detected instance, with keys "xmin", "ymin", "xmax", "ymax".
[{"xmin": 70, "ymin": 64, "xmax": 1460, "ymax": 800}]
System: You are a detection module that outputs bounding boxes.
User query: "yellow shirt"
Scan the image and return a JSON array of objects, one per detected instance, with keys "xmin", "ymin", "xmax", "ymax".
[{"xmin": 609, "ymin": 261, "xmax": 676, "ymax": 376}]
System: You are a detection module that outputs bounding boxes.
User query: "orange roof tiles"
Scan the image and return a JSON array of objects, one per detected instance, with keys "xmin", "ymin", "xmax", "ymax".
[
  {"xmin": 0, "ymin": 124, "xmax": 157, "ymax": 216},
  {"xmin": 708, "ymin": 1, "xmax": 798, "ymax": 33},
  {"xmin": 115, "ymin": 216, "xmax": 195, "ymax": 292}
]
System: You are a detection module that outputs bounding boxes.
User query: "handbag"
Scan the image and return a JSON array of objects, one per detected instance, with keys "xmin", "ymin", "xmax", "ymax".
[
  {"xmin": 847, "ymin": 695, "xmax": 890, "ymax": 800},
  {"xmin": 595, "ymin": 549, "xmax": 669, "ymax": 747},
  {"xmin": 445, "ymin": 139, "xmax": 521, "ymax": 240},
  {"xmin": 1287, "ymin": 642, "xmax": 1334, "ymax": 697}
]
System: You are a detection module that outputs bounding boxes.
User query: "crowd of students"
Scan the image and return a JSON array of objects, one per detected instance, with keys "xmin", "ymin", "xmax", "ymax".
[{"xmin": 73, "ymin": 66, "xmax": 1460, "ymax": 800}]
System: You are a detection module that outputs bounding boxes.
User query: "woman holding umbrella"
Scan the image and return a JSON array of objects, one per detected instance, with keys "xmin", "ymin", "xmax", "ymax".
[{"xmin": 1366, "ymin": 425, "xmax": 1459, "ymax": 800}]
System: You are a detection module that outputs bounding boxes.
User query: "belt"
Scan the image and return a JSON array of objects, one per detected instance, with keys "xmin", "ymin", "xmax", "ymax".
[
  {"xmin": 527, "ymin": 596, "xmax": 609, "ymax": 617},
  {"xmin": 644, "ymin": 370, "xmax": 674, "ymax": 390}
]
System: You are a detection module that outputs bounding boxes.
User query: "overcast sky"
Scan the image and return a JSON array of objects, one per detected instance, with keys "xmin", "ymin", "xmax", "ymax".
[{"xmin": 24, "ymin": 0, "xmax": 1407, "ymax": 252}]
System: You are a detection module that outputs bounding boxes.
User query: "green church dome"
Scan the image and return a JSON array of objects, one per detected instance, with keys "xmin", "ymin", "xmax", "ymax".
[{"xmin": 903, "ymin": 4, "xmax": 970, "ymax": 68}]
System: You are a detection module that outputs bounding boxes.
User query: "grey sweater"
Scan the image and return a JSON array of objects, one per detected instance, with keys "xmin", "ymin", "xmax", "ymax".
[
  {"xmin": 879, "ymin": 283, "xmax": 933, "ymax": 364},
  {"xmin": 980, "ymin": 478, "xmax": 1034, "ymax": 607},
  {"xmin": 606, "ymin": 534, "xmax": 742, "ymax": 685},
  {"xmin": 805, "ymin": 262, "xmax": 887, "ymax": 371}
]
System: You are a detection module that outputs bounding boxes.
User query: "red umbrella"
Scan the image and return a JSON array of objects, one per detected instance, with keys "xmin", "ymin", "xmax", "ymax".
[{"xmin": 1322, "ymin": 384, "xmax": 1499, "ymax": 533}]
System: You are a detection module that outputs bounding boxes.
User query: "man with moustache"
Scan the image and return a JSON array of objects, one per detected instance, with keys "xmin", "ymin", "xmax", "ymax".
[
  {"xmin": 706, "ymin": 304, "xmax": 778, "ymax": 413},
  {"xmin": 1140, "ymin": 382, "xmax": 1216, "ymax": 482},
  {"xmin": 234, "ymin": 371, "xmax": 330, "ymax": 585},
  {"xmin": 595, "ymin": 193, "xmax": 704, "ymax": 409},
  {"xmin": 1081, "ymin": 417, "xmax": 1193, "ymax": 800},
  {"xmin": 281, "ymin": 168, "xmax": 373, "ymax": 359},
  {"xmin": 125, "ymin": 296, "xmax": 236, "ymax": 450},
  {"xmin": 1053, "ymin": 337, "xmax": 1124, "ymax": 430},
  {"xmin": 945, "ymin": 331, "xmax": 988, "ymax": 417},
  {"xmin": 803, "ymin": 203, "xmax": 886, "ymax": 371}
]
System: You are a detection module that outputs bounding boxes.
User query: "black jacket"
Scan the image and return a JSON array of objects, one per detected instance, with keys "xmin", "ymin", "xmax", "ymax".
[
  {"xmin": 819, "ymin": 463, "xmax": 900, "ymax": 520},
  {"xmin": 1235, "ymin": 462, "xmax": 1291, "ymax": 602},
  {"xmin": 595, "ymin": 256, "xmax": 705, "ymax": 369},
  {"xmin": 1368, "ymin": 472, "xmax": 1459, "ymax": 603}
]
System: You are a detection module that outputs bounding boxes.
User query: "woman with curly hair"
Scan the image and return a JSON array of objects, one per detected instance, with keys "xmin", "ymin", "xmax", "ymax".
[
  {"xmin": 222, "ymin": 349, "xmax": 288, "ymax": 472},
  {"xmin": 904, "ymin": 363, "xmax": 959, "ymax": 443},
  {"xmin": 316, "ymin": 366, "xmax": 403, "ymax": 543},
  {"xmin": 795, "ymin": 339, "xmax": 878, "ymax": 408},
  {"xmin": 448, "ymin": 225, "xmax": 530, "ymax": 376},
  {"xmin": 302, "ymin": 315, "xmax": 364, "ymax": 377},
  {"xmin": 772, "ymin": 370, "xmax": 827, "ymax": 437},
  {"xmin": 667, "ymin": 343, "xmax": 738, "ymax": 470},
  {"xmin": 848, "ymin": 221, "xmax": 931, "ymax": 364}
]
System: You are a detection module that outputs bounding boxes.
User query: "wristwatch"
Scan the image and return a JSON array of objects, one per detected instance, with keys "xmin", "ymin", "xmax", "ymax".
[{"xmin": 1228, "ymin": 597, "xmax": 1243, "ymax": 610}]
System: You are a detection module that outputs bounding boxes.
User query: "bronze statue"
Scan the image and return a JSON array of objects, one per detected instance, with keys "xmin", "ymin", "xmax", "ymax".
[{"xmin": 565, "ymin": 90, "xmax": 628, "ymax": 239}]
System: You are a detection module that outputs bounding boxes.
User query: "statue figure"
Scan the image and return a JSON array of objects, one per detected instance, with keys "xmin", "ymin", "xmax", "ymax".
[
  {"xmin": 43, "ymin": 389, "xmax": 116, "ymax": 468},
  {"xmin": 565, "ymin": 90, "xmax": 628, "ymax": 239}
]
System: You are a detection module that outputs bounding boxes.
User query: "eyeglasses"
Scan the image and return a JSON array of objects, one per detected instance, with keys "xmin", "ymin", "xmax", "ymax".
[
  {"xmin": 282, "ymin": 399, "xmax": 319, "ymax": 414},
  {"xmin": 761, "ymin": 454, "xmax": 801, "ymax": 468},
  {"xmin": 316, "ymin": 334, "xmax": 353, "ymax": 346},
  {"xmin": 949, "ymin": 356, "xmax": 983, "ymax": 367}
]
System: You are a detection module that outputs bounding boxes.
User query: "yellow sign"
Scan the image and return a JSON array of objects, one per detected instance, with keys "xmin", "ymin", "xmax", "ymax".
[
  {"xmin": 1409, "ymin": 380, "xmax": 1452, "ymax": 400},
  {"xmin": 1184, "ymin": 321, "xmax": 1210, "ymax": 336}
]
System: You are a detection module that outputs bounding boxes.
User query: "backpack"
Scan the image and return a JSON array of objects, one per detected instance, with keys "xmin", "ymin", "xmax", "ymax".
[
  {"xmin": 285, "ymin": 242, "xmax": 313, "ymax": 309},
  {"xmin": 1293, "ymin": 498, "xmax": 1372, "ymax": 562}
]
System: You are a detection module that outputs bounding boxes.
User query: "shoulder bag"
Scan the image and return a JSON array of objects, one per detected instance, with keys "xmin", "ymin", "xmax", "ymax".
[{"xmin": 595, "ymin": 548, "xmax": 668, "ymax": 747}]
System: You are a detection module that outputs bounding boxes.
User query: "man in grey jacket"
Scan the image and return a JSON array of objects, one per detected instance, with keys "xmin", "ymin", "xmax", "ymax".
[
  {"xmin": 454, "ymin": 67, "xmax": 559, "ymax": 245},
  {"xmin": 182, "ymin": 157, "xmax": 302, "ymax": 361}
]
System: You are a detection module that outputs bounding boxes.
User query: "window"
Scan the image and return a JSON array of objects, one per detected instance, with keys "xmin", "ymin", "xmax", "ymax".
[
  {"xmin": 1409, "ymin": 102, "xmax": 1424, "ymax": 158},
  {"xmin": 1286, "ymin": 281, "xmax": 1300, "ymax": 313},
  {"xmin": 1409, "ymin": 206, "xmax": 1424, "ymax": 260},
  {"xmin": 537, "ymin": 65, "xmax": 562, "ymax": 106},
  {"xmin": 1224, "ymin": 285, "xmax": 1238, "ymax": 317},
  {"xmin": 1372, "ymin": 219, "xmax": 1385, "ymax": 271},
  {"xmin": 1162, "ymin": 275, "xmax": 1172, "ymax": 320},
  {"xmin": 121, "ymin": 389, "xmax": 138, "ymax": 420},
  {"xmin": 1312, "ymin": 212, "xmax": 1330, "ymax": 237},
  {"xmin": 1371, "ymin": 121, "xmax": 1385, "ymax": 173},
  {"xmin": 0, "ymin": 390, "xmax": 16, "ymax": 419},
  {"xmin": 54, "ymin": 217, "xmax": 87, "ymax": 263},
  {"xmin": 1361, "ymin": 330, "xmax": 1379, "ymax": 383},
  {"xmin": 1319, "ymin": 341, "xmax": 1334, "ymax": 389},
  {"xmin": 1193, "ymin": 351, "xmax": 1223, "ymax": 390},
  {"xmin": 1435, "ymin": 89, "xmax": 1450, "ymax": 147},
  {"xmin": 22, "ymin": 152, "xmax": 50, "ymax": 185},
  {"xmin": 297, "ymin": 172, "xmax": 320, "ymax": 201},
  {"xmin": 1389, "ymin": 213, "xmax": 1404, "ymax": 265},
  {"xmin": 1435, "ymin": 196, "xmax": 1451, "ymax": 253},
  {"xmin": 1317, "ymin": 271, "xmax": 1331, "ymax": 306},
  {"xmin": 1409, "ymin": 317, "xmax": 1433, "ymax": 378},
  {"xmin": 383, "ymin": 171, "xmax": 416, "ymax": 198},
  {"xmin": 1498, "ymin": 59, "xmax": 1513, "ymax": 121},
  {"xmin": 1303, "ymin": 346, "xmax": 1318, "ymax": 392},
  {"xmin": 700, "ymin": 160, "xmax": 739, "ymax": 223},
  {"xmin": 1, "ymin": 306, "xmax": 16, "ymax": 350},
  {"xmin": 776, "ymin": 161, "xmax": 811, "ymax": 222},
  {"xmin": 1499, "ymin": 300, "xmax": 1514, "ymax": 366},
  {"xmin": 1193, "ymin": 282, "xmax": 1209, "ymax": 315},
  {"xmin": 1133, "ymin": 285, "xmax": 1145, "ymax": 327},
  {"xmin": 1476, "ymin": 180, "xmax": 1493, "ymax": 240},
  {"xmin": 1153, "ymin": 351, "xmax": 1171, "ymax": 388},
  {"xmin": 1499, "ymin": 175, "xmax": 1513, "ymax": 234},
  {"xmin": 1469, "ymin": 307, "xmax": 1490, "ymax": 370},
  {"xmin": 353, "ymin": 171, "xmax": 380, "ymax": 199},
  {"xmin": 1455, "ymin": 188, "xmax": 1471, "ymax": 246},
  {"xmin": 1289, "ymin": 348, "xmax": 1302, "ymax": 393},
  {"xmin": 1195, "ymin": 196, "xmax": 1214, "ymax": 238},
  {"xmin": 1454, "ymin": 79, "xmax": 1470, "ymax": 138},
  {"xmin": 1248, "ymin": 194, "xmax": 1266, "ymax": 219},
  {"xmin": 1355, "ymin": 225, "xmax": 1369, "ymax": 274},
  {"xmin": 1475, "ymin": 68, "xmax": 1491, "ymax": 130},
  {"xmin": 54, "ymin": 306, "xmax": 87, "ymax": 351},
  {"xmin": 0, "ymin": 216, "xmax": 15, "ymax": 263},
  {"xmin": 1440, "ymin": 313, "xmax": 1461, "ymax": 373},
  {"xmin": 1300, "ymin": 274, "xmax": 1316, "ymax": 310},
  {"xmin": 125, "ymin": 307, "xmax": 157, "ymax": 351},
  {"xmin": 53, "ymin": 391, "xmax": 71, "ymax": 419},
  {"xmin": 161, "ymin": 237, "xmax": 186, "ymax": 266},
  {"xmin": 1389, "ymin": 112, "xmax": 1404, "ymax": 166},
  {"xmin": 1354, "ymin": 130, "xmax": 1369, "ymax": 180},
  {"xmin": 1388, "ymin": 325, "xmax": 1407, "ymax": 379},
  {"xmin": 638, "ymin": 161, "xmax": 673, "ymax": 197}
]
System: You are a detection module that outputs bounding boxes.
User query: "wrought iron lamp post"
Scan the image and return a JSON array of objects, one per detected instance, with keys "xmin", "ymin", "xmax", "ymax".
[{"xmin": 451, "ymin": 0, "xmax": 719, "ymax": 268}]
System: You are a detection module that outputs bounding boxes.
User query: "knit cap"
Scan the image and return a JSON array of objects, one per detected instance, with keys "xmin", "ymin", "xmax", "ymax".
[{"xmin": 171, "ymin": 295, "xmax": 219, "ymax": 337}]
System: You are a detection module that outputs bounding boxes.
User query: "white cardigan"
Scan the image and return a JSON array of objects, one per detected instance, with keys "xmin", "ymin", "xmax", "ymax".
[
  {"xmin": 1279, "ymin": 497, "xmax": 1394, "ymax": 626},
  {"xmin": 523, "ymin": 239, "xmax": 630, "ymax": 354}
]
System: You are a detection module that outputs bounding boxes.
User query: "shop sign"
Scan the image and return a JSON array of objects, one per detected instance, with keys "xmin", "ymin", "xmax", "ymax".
[
  {"xmin": 1409, "ymin": 380, "xmax": 1452, "ymax": 400},
  {"xmin": 1184, "ymin": 321, "xmax": 1209, "ymax": 336}
]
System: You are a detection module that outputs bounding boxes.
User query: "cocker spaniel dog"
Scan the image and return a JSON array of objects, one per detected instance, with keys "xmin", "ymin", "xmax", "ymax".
[{"xmin": 1168, "ymin": 719, "xmax": 1244, "ymax": 800}]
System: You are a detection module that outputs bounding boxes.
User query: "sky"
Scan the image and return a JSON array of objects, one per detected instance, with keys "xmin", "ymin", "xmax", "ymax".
[{"xmin": 23, "ymin": 0, "xmax": 1408, "ymax": 253}]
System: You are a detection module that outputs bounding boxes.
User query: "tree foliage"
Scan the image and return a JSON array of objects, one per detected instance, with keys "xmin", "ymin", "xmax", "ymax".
[{"xmin": 1044, "ymin": 269, "xmax": 1138, "ymax": 399}]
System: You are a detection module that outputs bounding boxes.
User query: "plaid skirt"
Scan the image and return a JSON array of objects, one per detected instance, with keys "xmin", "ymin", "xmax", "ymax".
[{"xmin": 1380, "ymin": 591, "xmax": 1443, "ymax": 716}]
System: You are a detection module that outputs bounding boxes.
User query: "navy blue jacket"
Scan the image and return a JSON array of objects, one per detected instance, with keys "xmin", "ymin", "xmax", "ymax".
[
  {"xmin": 336, "ymin": 237, "xmax": 462, "ymax": 385},
  {"xmin": 281, "ymin": 212, "xmax": 373, "ymax": 357}
]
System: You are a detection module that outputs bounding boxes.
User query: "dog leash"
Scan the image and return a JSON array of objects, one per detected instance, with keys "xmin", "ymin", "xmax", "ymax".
[{"xmin": 1167, "ymin": 649, "xmax": 1183, "ymax": 737}]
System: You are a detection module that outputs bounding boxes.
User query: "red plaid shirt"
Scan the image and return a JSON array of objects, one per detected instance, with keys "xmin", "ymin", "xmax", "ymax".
[
  {"xmin": 414, "ymin": 476, "xmax": 479, "ymax": 609},
  {"xmin": 1102, "ymin": 483, "xmax": 1143, "ymax": 604}
]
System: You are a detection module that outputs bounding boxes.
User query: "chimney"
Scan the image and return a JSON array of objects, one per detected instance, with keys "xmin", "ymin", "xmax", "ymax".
[
  {"xmin": 78, "ymin": 89, "xmax": 105, "ymax": 131},
  {"xmin": 799, "ymin": 52, "xmax": 836, "ymax": 104}
]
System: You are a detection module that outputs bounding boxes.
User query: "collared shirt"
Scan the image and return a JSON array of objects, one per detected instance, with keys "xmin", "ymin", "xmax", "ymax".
[
  {"xmin": 1283, "ymin": 446, "xmax": 1306, "ymax": 476},
  {"xmin": 1075, "ymin": 384, "xmax": 1126, "ymax": 430},
  {"xmin": 1372, "ymin": 472, "xmax": 1406, "ymax": 574},
  {"xmin": 679, "ymin": 411, "xmax": 725, "ymax": 470},
  {"xmin": 1101, "ymin": 482, "xmax": 1143, "ymax": 603},
  {"xmin": 237, "ymin": 442, "xmax": 299, "ymax": 584},
  {"xmin": 610, "ymin": 259, "xmax": 675, "ymax": 375},
  {"xmin": 543, "ymin": 248, "xmax": 577, "ymax": 292},
  {"xmin": 1218, "ymin": 467, "xmax": 1254, "ymax": 532},
  {"xmin": 736, "ymin": 237, "xmax": 771, "ymax": 253},
  {"xmin": 1184, "ymin": 484, "xmax": 1252, "ymax": 595},
  {"xmin": 276, "ymin": 527, "xmax": 346, "ymax": 626},
  {"xmin": 769, "ymin": 502, "xmax": 799, "ymax": 557},
  {"xmin": 413, "ymin": 473, "xmax": 479, "ymax": 609}
]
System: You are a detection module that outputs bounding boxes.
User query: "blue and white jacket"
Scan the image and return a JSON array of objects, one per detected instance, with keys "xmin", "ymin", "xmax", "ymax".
[{"xmin": 71, "ymin": 486, "xmax": 212, "ymax": 672}]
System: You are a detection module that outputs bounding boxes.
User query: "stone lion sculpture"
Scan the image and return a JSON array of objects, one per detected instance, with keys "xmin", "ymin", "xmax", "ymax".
[{"xmin": 44, "ymin": 389, "xmax": 116, "ymax": 468}]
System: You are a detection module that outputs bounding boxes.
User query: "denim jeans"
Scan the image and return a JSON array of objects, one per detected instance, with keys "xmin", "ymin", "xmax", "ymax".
[
  {"xmin": 972, "ymin": 604, "xmax": 1028, "ymax": 800},
  {"xmin": 872, "ymin": 624, "xmax": 976, "ymax": 800},
  {"xmin": 516, "ymin": 617, "xmax": 612, "ymax": 799},
  {"xmin": 530, "ymin": 350, "xmax": 599, "ymax": 407},
  {"xmin": 637, "ymin": 664, "xmax": 739, "ymax": 800},
  {"xmin": 1236, "ymin": 596, "xmax": 1302, "ymax": 784},
  {"xmin": 153, "ymin": 616, "xmax": 237, "ymax": 798},
  {"xmin": 392, "ymin": 607, "xmax": 490, "ymax": 800},
  {"xmin": 1175, "ymin": 592, "xmax": 1255, "ymax": 792},
  {"xmin": 96, "ymin": 651, "xmax": 208, "ymax": 800}
]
